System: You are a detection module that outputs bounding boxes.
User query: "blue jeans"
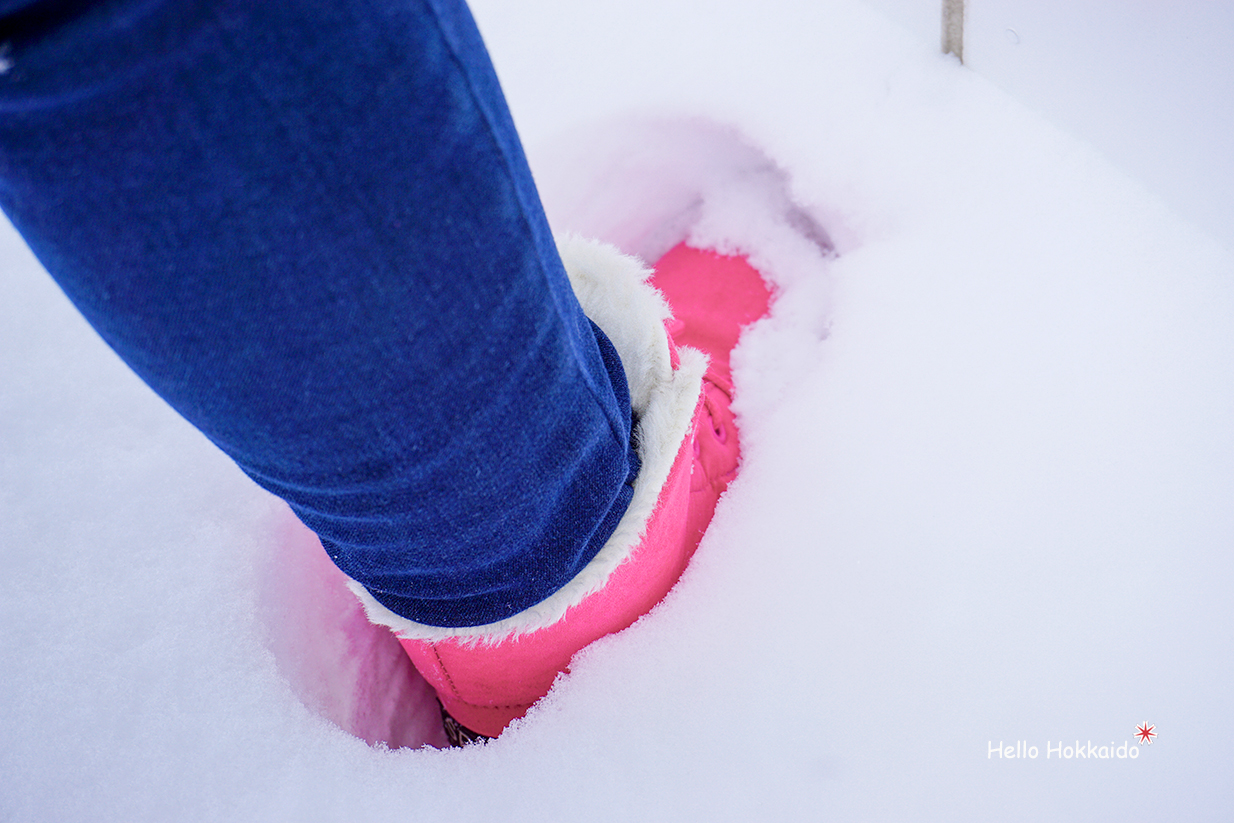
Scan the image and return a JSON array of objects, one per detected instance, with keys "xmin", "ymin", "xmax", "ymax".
[{"xmin": 0, "ymin": 0, "xmax": 640, "ymax": 627}]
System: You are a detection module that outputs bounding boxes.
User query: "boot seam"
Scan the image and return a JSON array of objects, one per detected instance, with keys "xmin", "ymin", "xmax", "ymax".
[{"xmin": 431, "ymin": 645, "xmax": 534, "ymax": 711}]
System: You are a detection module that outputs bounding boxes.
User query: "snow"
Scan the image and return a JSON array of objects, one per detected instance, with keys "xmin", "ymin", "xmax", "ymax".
[
  {"xmin": 865, "ymin": 0, "xmax": 1234, "ymax": 249},
  {"xmin": 3, "ymin": 0, "xmax": 1231, "ymax": 820}
]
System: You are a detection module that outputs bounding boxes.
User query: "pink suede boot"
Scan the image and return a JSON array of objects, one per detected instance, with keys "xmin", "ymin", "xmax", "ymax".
[{"xmin": 349, "ymin": 237, "xmax": 771, "ymax": 743}]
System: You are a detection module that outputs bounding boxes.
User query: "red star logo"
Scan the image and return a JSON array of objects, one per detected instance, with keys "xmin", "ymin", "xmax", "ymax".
[{"xmin": 1135, "ymin": 722, "xmax": 1156, "ymax": 745}]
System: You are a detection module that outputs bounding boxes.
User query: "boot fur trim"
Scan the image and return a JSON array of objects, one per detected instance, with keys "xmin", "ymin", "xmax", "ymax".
[{"xmin": 348, "ymin": 237, "xmax": 707, "ymax": 642}]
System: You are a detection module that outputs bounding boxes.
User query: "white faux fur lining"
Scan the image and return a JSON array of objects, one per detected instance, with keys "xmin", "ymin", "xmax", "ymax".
[{"xmin": 347, "ymin": 237, "xmax": 706, "ymax": 643}]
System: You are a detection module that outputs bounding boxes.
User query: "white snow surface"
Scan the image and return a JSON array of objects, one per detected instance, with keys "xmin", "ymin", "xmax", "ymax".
[
  {"xmin": 3, "ymin": 1, "xmax": 1231, "ymax": 820},
  {"xmin": 864, "ymin": 0, "xmax": 1234, "ymax": 249}
]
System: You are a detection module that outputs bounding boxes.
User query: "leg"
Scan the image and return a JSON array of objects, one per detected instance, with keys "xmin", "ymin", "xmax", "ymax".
[
  {"xmin": 0, "ymin": 0, "xmax": 777, "ymax": 743},
  {"xmin": 0, "ymin": 0, "xmax": 639, "ymax": 627}
]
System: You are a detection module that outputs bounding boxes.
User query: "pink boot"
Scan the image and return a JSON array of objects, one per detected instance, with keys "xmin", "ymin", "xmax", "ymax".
[{"xmin": 348, "ymin": 237, "xmax": 771, "ymax": 742}]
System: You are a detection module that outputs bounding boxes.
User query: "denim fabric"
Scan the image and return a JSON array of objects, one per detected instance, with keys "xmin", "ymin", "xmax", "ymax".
[{"xmin": 0, "ymin": 0, "xmax": 640, "ymax": 626}]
